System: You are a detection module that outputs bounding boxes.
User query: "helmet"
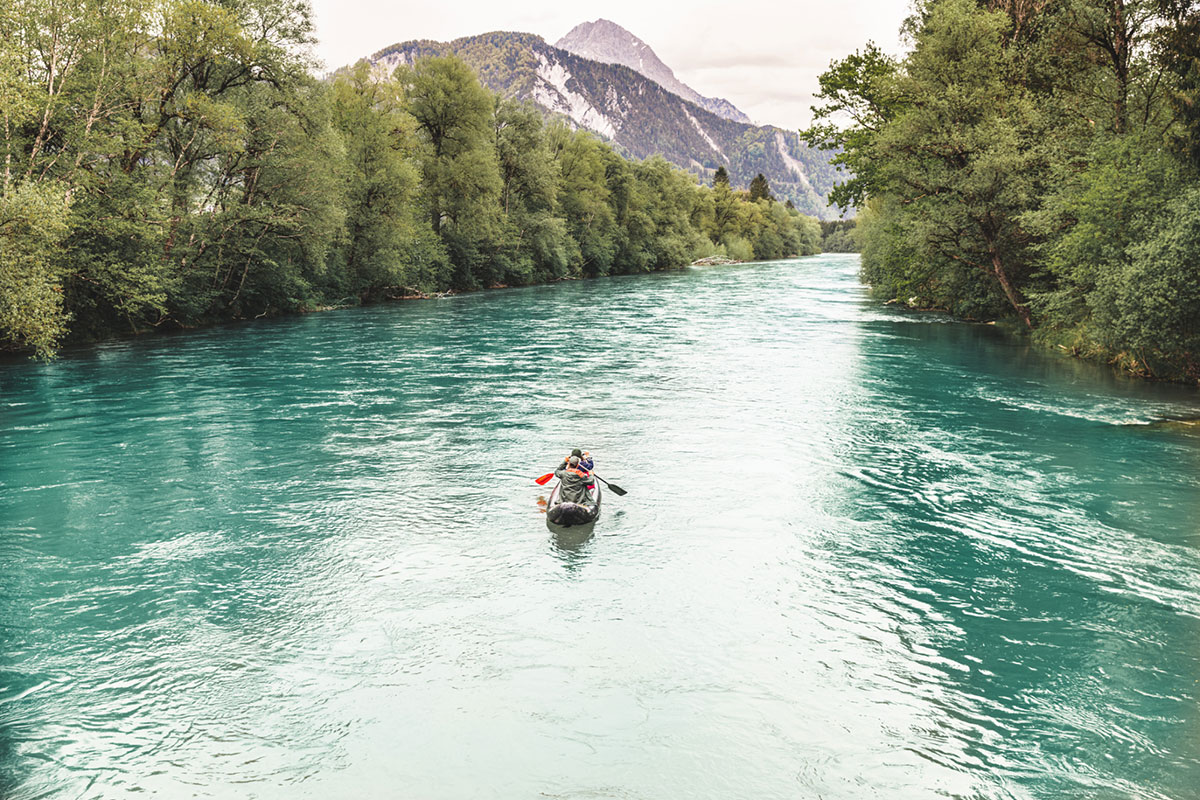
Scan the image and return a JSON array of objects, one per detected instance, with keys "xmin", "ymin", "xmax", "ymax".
[{"xmin": 571, "ymin": 448, "xmax": 583, "ymax": 457}]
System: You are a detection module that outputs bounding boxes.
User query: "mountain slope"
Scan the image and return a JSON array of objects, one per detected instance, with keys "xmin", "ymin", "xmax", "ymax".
[
  {"xmin": 370, "ymin": 32, "xmax": 841, "ymax": 219},
  {"xmin": 554, "ymin": 19, "xmax": 752, "ymax": 125}
]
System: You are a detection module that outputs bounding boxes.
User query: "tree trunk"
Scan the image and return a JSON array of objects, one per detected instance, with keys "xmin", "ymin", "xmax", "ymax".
[
  {"xmin": 1112, "ymin": 0, "xmax": 1129, "ymax": 134},
  {"xmin": 989, "ymin": 247, "xmax": 1033, "ymax": 328}
]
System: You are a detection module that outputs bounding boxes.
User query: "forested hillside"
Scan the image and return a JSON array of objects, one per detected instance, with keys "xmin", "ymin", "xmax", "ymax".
[
  {"xmin": 807, "ymin": 0, "xmax": 1200, "ymax": 383},
  {"xmin": 0, "ymin": 0, "xmax": 820, "ymax": 358},
  {"xmin": 370, "ymin": 33, "xmax": 842, "ymax": 218}
]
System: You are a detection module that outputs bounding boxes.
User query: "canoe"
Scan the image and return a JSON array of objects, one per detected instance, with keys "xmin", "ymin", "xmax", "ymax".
[{"xmin": 546, "ymin": 477, "xmax": 602, "ymax": 529}]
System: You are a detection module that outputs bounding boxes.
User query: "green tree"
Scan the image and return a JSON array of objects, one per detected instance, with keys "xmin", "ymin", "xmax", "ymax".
[
  {"xmin": 549, "ymin": 125, "xmax": 618, "ymax": 277},
  {"xmin": 749, "ymin": 173, "xmax": 771, "ymax": 202},
  {"xmin": 329, "ymin": 63, "xmax": 444, "ymax": 298},
  {"xmin": 1027, "ymin": 133, "xmax": 1183, "ymax": 336},
  {"xmin": 801, "ymin": 42, "xmax": 901, "ymax": 211},
  {"xmin": 1155, "ymin": 0, "xmax": 1200, "ymax": 168},
  {"xmin": 1093, "ymin": 185, "xmax": 1200, "ymax": 377},
  {"xmin": 831, "ymin": 0, "xmax": 1050, "ymax": 326},
  {"xmin": 0, "ymin": 182, "xmax": 70, "ymax": 356},
  {"xmin": 491, "ymin": 98, "xmax": 570, "ymax": 283},
  {"xmin": 398, "ymin": 55, "xmax": 501, "ymax": 287}
]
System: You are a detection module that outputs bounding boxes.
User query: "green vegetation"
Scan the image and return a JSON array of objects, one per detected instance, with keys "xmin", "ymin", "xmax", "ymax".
[
  {"xmin": 749, "ymin": 173, "xmax": 771, "ymax": 202},
  {"xmin": 372, "ymin": 33, "xmax": 842, "ymax": 218},
  {"xmin": 0, "ymin": 0, "xmax": 820, "ymax": 357},
  {"xmin": 820, "ymin": 220, "xmax": 858, "ymax": 253},
  {"xmin": 806, "ymin": 0, "xmax": 1200, "ymax": 382}
]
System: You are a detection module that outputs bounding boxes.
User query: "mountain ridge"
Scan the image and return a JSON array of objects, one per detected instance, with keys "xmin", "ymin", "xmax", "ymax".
[
  {"xmin": 554, "ymin": 19, "xmax": 752, "ymax": 125},
  {"xmin": 369, "ymin": 30, "xmax": 841, "ymax": 219}
]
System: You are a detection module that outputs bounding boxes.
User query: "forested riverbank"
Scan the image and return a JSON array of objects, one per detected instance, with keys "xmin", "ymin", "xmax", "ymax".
[
  {"xmin": 806, "ymin": 0, "xmax": 1200, "ymax": 385},
  {"xmin": 0, "ymin": 0, "xmax": 821, "ymax": 359}
]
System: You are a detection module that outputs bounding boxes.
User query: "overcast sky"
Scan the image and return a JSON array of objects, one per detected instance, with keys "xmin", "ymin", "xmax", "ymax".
[{"xmin": 308, "ymin": 1, "xmax": 912, "ymax": 130}]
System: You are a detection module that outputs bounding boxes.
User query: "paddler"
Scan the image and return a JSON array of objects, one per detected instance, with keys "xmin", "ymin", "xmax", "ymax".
[
  {"xmin": 553, "ymin": 455, "xmax": 595, "ymax": 506},
  {"xmin": 560, "ymin": 448, "xmax": 594, "ymax": 473}
]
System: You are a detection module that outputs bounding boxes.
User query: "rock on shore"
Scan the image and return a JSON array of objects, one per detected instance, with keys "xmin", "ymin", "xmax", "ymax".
[{"xmin": 690, "ymin": 256, "xmax": 742, "ymax": 266}]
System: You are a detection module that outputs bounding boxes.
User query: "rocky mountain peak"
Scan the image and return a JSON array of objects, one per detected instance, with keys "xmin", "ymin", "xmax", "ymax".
[{"xmin": 555, "ymin": 19, "xmax": 751, "ymax": 125}]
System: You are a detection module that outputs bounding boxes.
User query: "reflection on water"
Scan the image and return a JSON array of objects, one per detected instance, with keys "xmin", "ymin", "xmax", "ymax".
[
  {"xmin": 2, "ymin": 254, "xmax": 1199, "ymax": 799},
  {"xmin": 550, "ymin": 525, "xmax": 595, "ymax": 567}
]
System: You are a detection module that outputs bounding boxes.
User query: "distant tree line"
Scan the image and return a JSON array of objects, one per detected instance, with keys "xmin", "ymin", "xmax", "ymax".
[
  {"xmin": 374, "ymin": 33, "xmax": 844, "ymax": 218},
  {"xmin": 0, "ymin": 0, "xmax": 821, "ymax": 358},
  {"xmin": 806, "ymin": 0, "xmax": 1200, "ymax": 382},
  {"xmin": 820, "ymin": 220, "xmax": 858, "ymax": 253}
]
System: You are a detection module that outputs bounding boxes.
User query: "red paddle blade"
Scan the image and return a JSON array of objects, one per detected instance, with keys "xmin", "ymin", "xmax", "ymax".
[{"xmin": 534, "ymin": 473, "xmax": 555, "ymax": 485}]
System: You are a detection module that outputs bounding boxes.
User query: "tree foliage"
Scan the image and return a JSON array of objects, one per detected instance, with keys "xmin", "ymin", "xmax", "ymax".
[
  {"xmin": 810, "ymin": 0, "xmax": 1200, "ymax": 381},
  {"xmin": 749, "ymin": 173, "xmax": 771, "ymax": 202}
]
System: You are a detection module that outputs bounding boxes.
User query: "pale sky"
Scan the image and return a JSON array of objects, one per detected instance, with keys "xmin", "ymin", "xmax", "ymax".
[{"xmin": 308, "ymin": 1, "xmax": 912, "ymax": 130}]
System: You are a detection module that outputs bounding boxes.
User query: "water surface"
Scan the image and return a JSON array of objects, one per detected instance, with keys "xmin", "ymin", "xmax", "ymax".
[{"xmin": 3, "ymin": 254, "xmax": 1200, "ymax": 799}]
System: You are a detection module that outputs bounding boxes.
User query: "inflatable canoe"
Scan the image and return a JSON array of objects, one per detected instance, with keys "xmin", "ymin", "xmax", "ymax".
[{"xmin": 546, "ymin": 478, "xmax": 601, "ymax": 529}]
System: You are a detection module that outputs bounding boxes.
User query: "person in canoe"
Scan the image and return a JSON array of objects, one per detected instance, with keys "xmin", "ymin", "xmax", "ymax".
[
  {"xmin": 559, "ymin": 448, "xmax": 594, "ymax": 472},
  {"xmin": 554, "ymin": 455, "xmax": 596, "ymax": 506}
]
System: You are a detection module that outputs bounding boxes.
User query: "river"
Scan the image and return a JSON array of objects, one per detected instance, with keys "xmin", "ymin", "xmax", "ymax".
[{"xmin": 3, "ymin": 254, "xmax": 1200, "ymax": 799}]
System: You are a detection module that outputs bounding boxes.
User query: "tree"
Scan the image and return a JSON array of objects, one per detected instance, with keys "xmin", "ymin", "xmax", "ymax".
[
  {"xmin": 712, "ymin": 165, "xmax": 729, "ymax": 187},
  {"xmin": 494, "ymin": 98, "xmax": 556, "ymax": 217},
  {"xmin": 808, "ymin": 0, "xmax": 1200, "ymax": 379},
  {"xmin": 549, "ymin": 125, "xmax": 618, "ymax": 277},
  {"xmin": 329, "ymin": 63, "xmax": 443, "ymax": 297},
  {"xmin": 0, "ymin": 182, "xmax": 70, "ymax": 356},
  {"xmin": 821, "ymin": 0, "xmax": 1050, "ymax": 326},
  {"xmin": 1093, "ymin": 185, "xmax": 1200, "ymax": 377},
  {"xmin": 491, "ymin": 98, "xmax": 570, "ymax": 284},
  {"xmin": 801, "ymin": 42, "xmax": 902, "ymax": 211},
  {"xmin": 1155, "ymin": 0, "xmax": 1200, "ymax": 168},
  {"xmin": 399, "ymin": 55, "xmax": 499, "ymax": 238},
  {"xmin": 398, "ymin": 55, "xmax": 501, "ymax": 287},
  {"xmin": 707, "ymin": 179, "xmax": 741, "ymax": 244},
  {"xmin": 749, "ymin": 173, "xmax": 772, "ymax": 202},
  {"xmin": 1059, "ymin": 0, "xmax": 1167, "ymax": 135},
  {"xmin": 1027, "ymin": 133, "xmax": 1182, "ymax": 335}
]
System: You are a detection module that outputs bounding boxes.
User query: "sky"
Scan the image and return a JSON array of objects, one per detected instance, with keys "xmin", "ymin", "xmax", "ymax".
[{"xmin": 307, "ymin": 0, "xmax": 912, "ymax": 130}]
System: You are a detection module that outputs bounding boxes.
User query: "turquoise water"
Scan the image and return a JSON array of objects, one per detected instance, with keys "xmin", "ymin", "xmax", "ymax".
[{"xmin": 3, "ymin": 254, "xmax": 1200, "ymax": 799}]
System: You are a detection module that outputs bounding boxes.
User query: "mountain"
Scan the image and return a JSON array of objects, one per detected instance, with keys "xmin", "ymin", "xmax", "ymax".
[
  {"xmin": 369, "ymin": 32, "xmax": 841, "ymax": 219},
  {"xmin": 554, "ymin": 19, "xmax": 752, "ymax": 125}
]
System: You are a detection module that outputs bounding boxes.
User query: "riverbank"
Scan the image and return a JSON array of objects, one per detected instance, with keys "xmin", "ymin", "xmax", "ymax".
[
  {"xmin": 877, "ymin": 290, "xmax": 1200, "ymax": 389},
  {"xmin": 0, "ymin": 272, "xmax": 626, "ymax": 361},
  {"xmin": 2, "ymin": 256, "xmax": 767, "ymax": 362}
]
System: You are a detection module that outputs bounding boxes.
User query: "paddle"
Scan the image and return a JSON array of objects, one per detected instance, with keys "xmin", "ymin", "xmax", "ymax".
[
  {"xmin": 533, "ymin": 470, "xmax": 627, "ymax": 496},
  {"xmin": 592, "ymin": 473, "xmax": 628, "ymax": 496}
]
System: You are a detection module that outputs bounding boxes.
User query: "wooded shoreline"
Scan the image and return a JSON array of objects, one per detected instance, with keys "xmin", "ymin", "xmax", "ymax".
[
  {"xmin": 0, "ymin": 252, "xmax": 792, "ymax": 362},
  {"xmin": 808, "ymin": 0, "xmax": 1200, "ymax": 387}
]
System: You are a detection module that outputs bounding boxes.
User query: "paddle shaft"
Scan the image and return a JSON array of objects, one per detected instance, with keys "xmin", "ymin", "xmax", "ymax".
[
  {"xmin": 534, "ymin": 466, "xmax": 626, "ymax": 496},
  {"xmin": 590, "ymin": 473, "xmax": 627, "ymax": 496}
]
